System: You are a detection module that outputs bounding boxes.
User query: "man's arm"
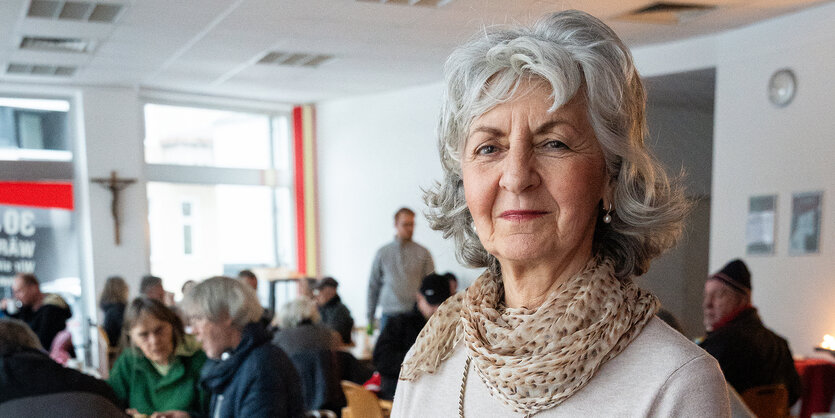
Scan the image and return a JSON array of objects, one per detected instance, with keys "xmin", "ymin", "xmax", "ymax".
[
  {"xmin": 372, "ymin": 317, "xmax": 409, "ymax": 377},
  {"xmin": 333, "ymin": 305, "xmax": 355, "ymax": 344},
  {"xmin": 367, "ymin": 250, "xmax": 384, "ymax": 325}
]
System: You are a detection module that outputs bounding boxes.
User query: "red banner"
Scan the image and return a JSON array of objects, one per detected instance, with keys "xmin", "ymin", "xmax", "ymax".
[{"xmin": 0, "ymin": 181, "xmax": 74, "ymax": 210}]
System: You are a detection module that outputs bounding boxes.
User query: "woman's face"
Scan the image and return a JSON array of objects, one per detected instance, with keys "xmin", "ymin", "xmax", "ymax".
[
  {"xmin": 190, "ymin": 316, "xmax": 234, "ymax": 359},
  {"xmin": 461, "ymin": 80, "xmax": 608, "ymax": 268},
  {"xmin": 129, "ymin": 314, "xmax": 175, "ymax": 364}
]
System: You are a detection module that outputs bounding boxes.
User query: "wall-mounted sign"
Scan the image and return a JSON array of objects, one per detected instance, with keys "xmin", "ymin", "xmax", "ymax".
[
  {"xmin": 746, "ymin": 195, "xmax": 777, "ymax": 255},
  {"xmin": 0, "ymin": 181, "xmax": 77, "ymax": 281},
  {"xmin": 790, "ymin": 191, "xmax": 823, "ymax": 255}
]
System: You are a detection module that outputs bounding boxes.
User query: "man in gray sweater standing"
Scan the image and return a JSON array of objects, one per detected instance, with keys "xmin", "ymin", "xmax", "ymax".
[{"xmin": 367, "ymin": 207, "xmax": 435, "ymax": 332}]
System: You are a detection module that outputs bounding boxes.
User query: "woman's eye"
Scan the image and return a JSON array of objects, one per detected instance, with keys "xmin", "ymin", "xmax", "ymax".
[
  {"xmin": 476, "ymin": 145, "xmax": 497, "ymax": 155},
  {"xmin": 543, "ymin": 140, "xmax": 568, "ymax": 149}
]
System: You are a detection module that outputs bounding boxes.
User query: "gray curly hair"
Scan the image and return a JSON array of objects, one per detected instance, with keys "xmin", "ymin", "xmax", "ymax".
[{"xmin": 424, "ymin": 10, "xmax": 689, "ymax": 280}]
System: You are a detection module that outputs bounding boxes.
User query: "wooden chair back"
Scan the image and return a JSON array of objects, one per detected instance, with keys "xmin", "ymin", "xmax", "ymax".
[
  {"xmin": 741, "ymin": 384, "xmax": 789, "ymax": 418},
  {"xmin": 96, "ymin": 326, "xmax": 111, "ymax": 379},
  {"xmin": 341, "ymin": 380, "xmax": 384, "ymax": 418}
]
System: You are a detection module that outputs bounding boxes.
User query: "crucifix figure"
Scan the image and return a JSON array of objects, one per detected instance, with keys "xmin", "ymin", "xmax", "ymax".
[{"xmin": 91, "ymin": 171, "xmax": 137, "ymax": 245}]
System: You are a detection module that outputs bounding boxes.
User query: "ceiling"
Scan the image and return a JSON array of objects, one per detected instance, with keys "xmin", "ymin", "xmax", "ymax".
[{"xmin": 0, "ymin": 0, "xmax": 828, "ymax": 103}]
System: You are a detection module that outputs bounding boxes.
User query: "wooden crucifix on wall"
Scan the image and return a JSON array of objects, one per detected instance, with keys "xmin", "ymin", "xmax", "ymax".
[{"xmin": 91, "ymin": 171, "xmax": 137, "ymax": 245}]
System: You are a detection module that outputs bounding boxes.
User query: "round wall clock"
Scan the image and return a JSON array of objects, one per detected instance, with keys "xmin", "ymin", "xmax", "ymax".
[{"xmin": 768, "ymin": 69, "xmax": 797, "ymax": 107}]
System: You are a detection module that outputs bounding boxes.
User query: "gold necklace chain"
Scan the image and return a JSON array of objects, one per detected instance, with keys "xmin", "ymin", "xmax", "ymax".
[{"xmin": 458, "ymin": 356, "xmax": 471, "ymax": 418}]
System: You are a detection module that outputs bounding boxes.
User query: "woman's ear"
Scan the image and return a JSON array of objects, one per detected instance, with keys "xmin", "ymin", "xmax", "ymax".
[{"xmin": 601, "ymin": 179, "xmax": 614, "ymax": 210}]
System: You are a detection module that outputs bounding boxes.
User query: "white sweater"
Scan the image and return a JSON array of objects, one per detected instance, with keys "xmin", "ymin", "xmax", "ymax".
[{"xmin": 392, "ymin": 317, "xmax": 732, "ymax": 417}]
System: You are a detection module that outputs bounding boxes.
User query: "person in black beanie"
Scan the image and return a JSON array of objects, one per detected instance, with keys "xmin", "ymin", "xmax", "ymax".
[
  {"xmin": 699, "ymin": 259, "xmax": 801, "ymax": 407},
  {"xmin": 373, "ymin": 273, "xmax": 451, "ymax": 400}
]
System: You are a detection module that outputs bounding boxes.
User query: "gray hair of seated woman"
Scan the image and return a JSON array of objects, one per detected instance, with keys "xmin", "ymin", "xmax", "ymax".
[
  {"xmin": 277, "ymin": 298, "xmax": 320, "ymax": 329},
  {"xmin": 0, "ymin": 318, "xmax": 43, "ymax": 355},
  {"xmin": 424, "ymin": 9, "xmax": 689, "ymax": 280},
  {"xmin": 182, "ymin": 276, "xmax": 263, "ymax": 330}
]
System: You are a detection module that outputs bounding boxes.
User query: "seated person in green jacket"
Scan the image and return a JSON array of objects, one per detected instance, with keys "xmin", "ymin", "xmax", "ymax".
[{"xmin": 108, "ymin": 297, "xmax": 208, "ymax": 417}]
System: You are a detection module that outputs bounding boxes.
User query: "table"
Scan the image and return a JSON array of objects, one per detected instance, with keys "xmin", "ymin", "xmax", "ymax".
[{"xmin": 795, "ymin": 358, "xmax": 835, "ymax": 418}]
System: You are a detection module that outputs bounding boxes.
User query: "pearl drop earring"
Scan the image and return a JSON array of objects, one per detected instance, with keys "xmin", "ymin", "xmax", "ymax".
[{"xmin": 603, "ymin": 203, "xmax": 613, "ymax": 224}]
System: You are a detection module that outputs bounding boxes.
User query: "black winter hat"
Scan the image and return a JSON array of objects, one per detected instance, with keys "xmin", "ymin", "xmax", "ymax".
[
  {"xmin": 710, "ymin": 259, "xmax": 751, "ymax": 295},
  {"xmin": 314, "ymin": 276, "xmax": 339, "ymax": 290},
  {"xmin": 420, "ymin": 273, "xmax": 452, "ymax": 306}
]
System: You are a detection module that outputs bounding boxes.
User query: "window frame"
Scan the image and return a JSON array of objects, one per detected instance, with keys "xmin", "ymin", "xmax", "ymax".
[{"xmin": 140, "ymin": 94, "xmax": 297, "ymax": 273}]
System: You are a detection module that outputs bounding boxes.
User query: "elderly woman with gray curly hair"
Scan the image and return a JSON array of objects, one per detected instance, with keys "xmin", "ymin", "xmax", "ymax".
[{"xmin": 391, "ymin": 10, "xmax": 731, "ymax": 418}]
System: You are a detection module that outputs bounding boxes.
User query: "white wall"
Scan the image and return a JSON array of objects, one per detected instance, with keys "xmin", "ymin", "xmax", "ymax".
[
  {"xmin": 708, "ymin": 3, "xmax": 835, "ymax": 357},
  {"xmin": 316, "ymin": 83, "xmax": 481, "ymax": 324},
  {"xmin": 80, "ymin": 87, "xmax": 150, "ymax": 307}
]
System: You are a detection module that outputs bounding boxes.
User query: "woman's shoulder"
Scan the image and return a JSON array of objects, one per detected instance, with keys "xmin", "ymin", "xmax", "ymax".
[
  {"xmin": 593, "ymin": 316, "xmax": 725, "ymax": 391},
  {"xmin": 627, "ymin": 317, "xmax": 712, "ymax": 364}
]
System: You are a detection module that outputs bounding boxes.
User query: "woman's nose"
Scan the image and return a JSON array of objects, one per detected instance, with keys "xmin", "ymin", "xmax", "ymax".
[{"xmin": 499, "ymin": 147, "xmax": 540, "ymax": 193}]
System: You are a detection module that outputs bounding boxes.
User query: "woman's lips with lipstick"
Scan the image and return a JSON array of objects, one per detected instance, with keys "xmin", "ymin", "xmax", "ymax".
[{"xmin": 499, "ymin": 210, "xmax": 549, "ymax": 221}]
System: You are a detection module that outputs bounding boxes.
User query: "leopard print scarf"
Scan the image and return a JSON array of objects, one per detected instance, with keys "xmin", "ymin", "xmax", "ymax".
[{"xmin": 400, "ymin": 258, "xmax": 659, "ymax": 415}]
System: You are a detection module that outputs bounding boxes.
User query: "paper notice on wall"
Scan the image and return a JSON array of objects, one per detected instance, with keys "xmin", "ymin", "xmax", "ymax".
[{"xmin": 746, "ymin": 195, "xmax": 776, "ymax": 255}]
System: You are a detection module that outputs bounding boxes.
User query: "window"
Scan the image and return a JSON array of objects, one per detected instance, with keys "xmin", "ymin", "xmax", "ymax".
[
  {"xmin": 0, "ymin": 97, "xmax": 71, "ymax": 161},
  {"xmin": 144, "ymin": 101, "xmax": 294, "ymax": 298},
  {"xmin": 181, "ymin": 201, "xmax": 194, "ymax": 255},
  {"xmin": 144, "ymin": 104, "xmax": 272, "ymax": 169},
  {"xmin": 0, "ymin": 95, "xmax": 88, "ymax": 363}
]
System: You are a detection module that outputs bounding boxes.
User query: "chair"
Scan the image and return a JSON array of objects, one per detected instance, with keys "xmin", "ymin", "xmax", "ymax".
[
  {"xmin": 341, "ymin": 380, "xmax": 385, "ymax": 418},
  {"xmin": 741, "ymin": 384, "xmax": 789, "ymax": 418},
  {"xmin": 96, "ymin": 326, "xmax": 111, "ymax": 379},
  {"xmin": 0, "ymin": 391, "xmax": 128, "ymax": 418}
]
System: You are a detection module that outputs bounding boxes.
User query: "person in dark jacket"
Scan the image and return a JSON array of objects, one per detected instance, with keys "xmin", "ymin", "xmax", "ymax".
[
  {"xmin": 700, "ymin": 259, "xmax": 801, "ymax": 407},
  {"xmin": 0, "ymin": 318, "xmax": 119, "ymax": 406},
  {"xmin": 183, "ymin": 276, "xmax": 304, "ymax": 418},
  {"xmin": 273, "ymin": 297, "xmax": 344, "ymax": 413},
  {"xmin": 314, "ymin": 277, "xmax": 355, "ymax": 345},
  {"xmin": 373, "ymin": 273, "xmax": 451, "ymax": 400},
  {"xmin": 1, "ymin": 273, "xmax": 72, "ymax": 351},
  {"xmin": 99, "ymin": 276, "xmax": 129, "ymax": 347}
]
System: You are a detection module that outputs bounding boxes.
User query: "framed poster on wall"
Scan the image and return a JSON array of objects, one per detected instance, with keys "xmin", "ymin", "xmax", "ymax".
[
  {"xmin": 789, "ymin": 191, "xmax": 823, "ymax": 255},
  {"xmin": 746, "ymin": 195, "xmax": 777, "ymax": 255}
]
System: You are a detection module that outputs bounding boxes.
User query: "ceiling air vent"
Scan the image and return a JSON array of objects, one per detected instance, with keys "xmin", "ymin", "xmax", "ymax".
[
  {"xmin": 20, "ymin": 36, "xmax": 94, "ymax": 53},
  {"xmin": 355, "ymin": 0, "xmax": 453, "ymax": 7},
  {"xmin": 617, "ymin": 2, "xmax": 716, "ymax": 24},
  {"xmin": 6, "ymin": 63, "xmax": 77, "ymax": 77},
  {"xmin": 27, "ymin": 0, "xmax": 125, "ymax": 24},
  {"xmin": 258, "ymin": 51, "xmax": 334, "ymax": 68}
]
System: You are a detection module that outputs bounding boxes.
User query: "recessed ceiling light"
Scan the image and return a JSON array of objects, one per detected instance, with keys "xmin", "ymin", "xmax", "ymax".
[
  {"xmin": 355, "ymin": 0, "xmax": 452, "ymax": 7},
  {"xmin": 27, "ymin": 0, "xmax": 125, "ymax": 24},
  {"xmin": 20, "ymin": 36, "xmax": 95, "ymax": 53},
  {"xmin": 6, "ymin": 62, "xmax": 77, "ymax": 77},
  {"xmin": 257, "ymin": 51, "xmax": 334, "ymax": 68},
  {"xmin": 617, "ymin": 2, "xmax": 716, "ymax": 24}
]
